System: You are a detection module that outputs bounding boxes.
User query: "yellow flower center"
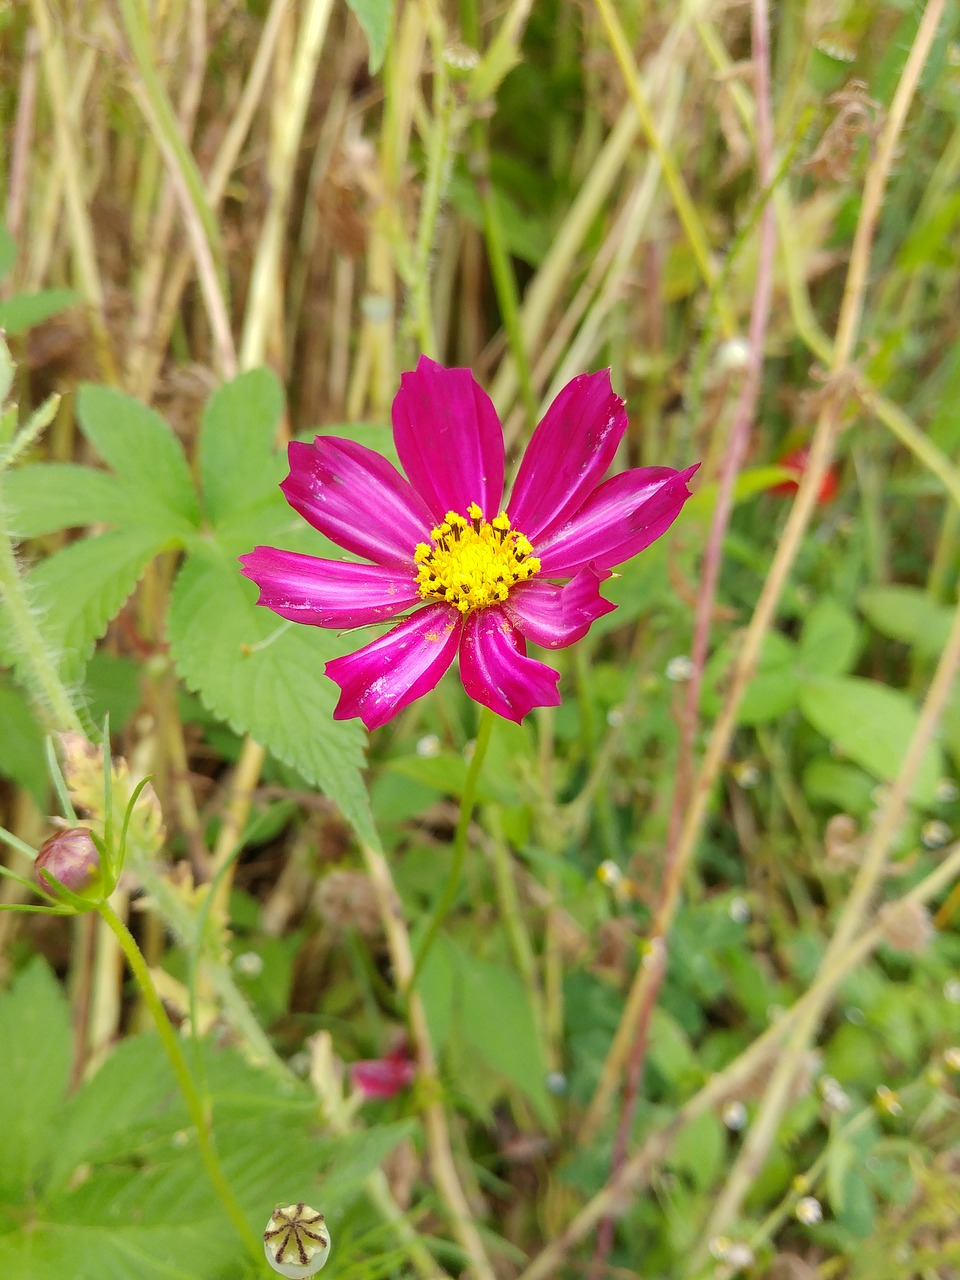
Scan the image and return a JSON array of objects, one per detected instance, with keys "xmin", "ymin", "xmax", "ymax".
[{"xmin": 414, "ymin": 502, "xmax": 540, "ymax": 613}]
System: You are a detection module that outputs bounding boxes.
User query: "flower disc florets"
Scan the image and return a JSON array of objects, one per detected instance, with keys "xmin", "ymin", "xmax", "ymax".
[{"xmin": 414, "ymin": 502, "xmax": 540, "ymax": 613}]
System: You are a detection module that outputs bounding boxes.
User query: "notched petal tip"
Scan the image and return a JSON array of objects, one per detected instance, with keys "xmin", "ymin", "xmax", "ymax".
[
  {"xmin": 504, "ymin": 564, "xmax": 616, "ymax": 650},
  {"xmin": 460, "ymin": 609, "xmax": 561, "ymax": 724}
]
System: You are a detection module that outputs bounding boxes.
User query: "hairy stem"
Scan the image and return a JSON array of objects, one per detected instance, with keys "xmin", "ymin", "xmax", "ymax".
[{"xmin": 96, "ymin": 898, "xmax": 261, "ymax": 1260}]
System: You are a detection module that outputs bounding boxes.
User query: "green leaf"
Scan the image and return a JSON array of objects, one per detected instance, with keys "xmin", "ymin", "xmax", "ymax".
[
  {"xmin": 799, "ymin": 597, "xmax": 860, "ymax": 676},
  {"xmin": 83, "ymin": 652, "xmax": 144, "ymax": 730},
  {"xmin": 687, "ymin": 465, "xmax": 795, "ymax": 518},
  {"xmin": 0, "ymin": 679, "xmax": 47, "ymax": 804},
  {"xmin": 455, "ymin": 948, "xmax": 555, "ymax": 1131},
  {"xmin": 198, "ymin": 367, "xmax": 285, "ymax": 526},
  {"xmin": 702, "ymin": 630, "xmax": 802, "ymax": 725},
  {"xmin": 167, "ymin": 545, "xmax": 375, "ymax": 843},
  {"xmin": 1, "ymin": 528, "xmax": 170, "ymax": 683},
  {"xmin": 857, "ymin": 585, "xmax": 953, "ymax": 658},
  {"xmin": 346, "ymin": 0, "xmax": 393, "ymax": 72},
  {"xmin": 0, "ymin": 959, "xmax": 72, "ymax": 1201},
  {"xmin": 799, "ymin": 675, "xmax": 944, "ymax": 805},
  {"xmin": 668, "ymin": 1109, "xmax": 724, "ymax": 1192},
  {"xmin": 46, "ymin": 1034, "xmax": 178, "ymax": 1189},
  {"xmin": 321, "ymin": 1121, "xmax": 418, "ymax": 1211},
  {"xmin": 0, "ymin": 288, "xmax": 79, "ymax": 335},
  {"xmin": 77, "ymin": 384, "xmax": 201, "ymax": 531},
  {"xmin": 802, "ymin": 757, "xmax": 877, "ymax": 816},
  {"xmin": 3, "ymin": 462, "xmax": 128, "ymax": 537}
]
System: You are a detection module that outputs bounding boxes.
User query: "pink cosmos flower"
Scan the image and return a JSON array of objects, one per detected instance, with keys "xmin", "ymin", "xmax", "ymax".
[{"xmin": 240, "ymin": 358, "xmax": 696, "ymax": 730}]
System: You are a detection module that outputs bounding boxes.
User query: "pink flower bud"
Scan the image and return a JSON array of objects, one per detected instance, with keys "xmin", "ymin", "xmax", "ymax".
[{"xmin": 35, "ymin": 827, "xmax": 101, "ymax": 897}]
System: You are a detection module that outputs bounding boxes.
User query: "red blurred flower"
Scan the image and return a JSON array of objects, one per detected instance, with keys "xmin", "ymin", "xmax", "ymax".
[
  {"xmin": 771, "ymin": 446, "xmax": 839, "ymax": 506},
  {"xmin": 350, "ymin": 1043, "xmax": 416, "ymax": 1100}
]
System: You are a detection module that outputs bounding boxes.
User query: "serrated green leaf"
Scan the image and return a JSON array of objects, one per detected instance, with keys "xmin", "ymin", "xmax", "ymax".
[
  {"xmin": 0, "ymin": 288, "xmax": 79, "ymax": 335},
  {"xmin": 77, "ymin": 384, "xmax": 200, "ymax": 531},
  {"xmin": 167, "ymin": 546, "xmax": 375, "ymax": 843},
  {"xmin": 858, "ymin": 585, "xmax": 953, "ymax": 658},
  {"xmin": 346, "ymin": 0, "xmax": 393, "ymax": 72},
  {"xmin": 198, "ymin": 366, "xmax": 285, "ymax": 525},
  {"xmin": 3, "ymin": 462, "xmax": 128, "ymax": 537},
  {"xmin": 455, "ymin": 948, "xmax": 555, "ymax": 1131},
  {"xmin": 0, "ymin": 959, "xmax": 72, "ymax": 1201},
  {"xmin": 0, "ymin": 527, "xmax": 170, "ymax": 683},
  {"xmin": 0, "ymin": 678, "xmax": 47, "ymax": 804},
  {"xmin": 799, "ymin": 597, "xmax": 860, "ymax": 676},
  {"xmin": 799, "ymin": 675, "xmax": 943, "ymax": 805}
]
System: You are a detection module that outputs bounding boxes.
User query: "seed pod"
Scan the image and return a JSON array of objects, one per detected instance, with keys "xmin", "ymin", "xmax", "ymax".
[{"xmin": 263, "ymin": 1203, "xmax": 330, "ymax": 1277}]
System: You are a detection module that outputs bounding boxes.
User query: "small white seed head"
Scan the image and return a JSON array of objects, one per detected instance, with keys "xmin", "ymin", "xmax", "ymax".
[
  {"xmin": 796, "ymin": 1195, "xmax": 823, "ymax": 1225},
  {"xmin": 722, "ymin": 1099, "xmax": 748, "ymax": 1131},
  {"xmin": 922, "ymin": 819, "xmax": 952, "ymax": 849},
  {"xmin": 666, "ymin": 654, "xmax": 694, "ymax": 682}
]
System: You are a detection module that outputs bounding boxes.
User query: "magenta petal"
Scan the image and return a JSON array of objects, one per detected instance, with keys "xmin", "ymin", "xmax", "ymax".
[
  {"xmin": 282, "ymin": 436, "xmax": 433, "ymax": 566},
  {"xmin": 503, "ymin": 565, "xmax": 616, "ymax": 649},
  {"xmin": 392, "ymin": 356, "xmax": 505, "ymax": 521},
  {"xmin": 535, "ymin": 464, "xmax": 698, "ymax": 576},
  {"xmin": 350, "ymin": 1056, "xmax": 416, "ymax": 1100},
  {"xmin": 239, "ymin": 548, "xmax": 419, "ymax": 629},
  {"xmin": 325, "ymin": 603, "xmax": 462, "ymax": 730},
  {"xmin": 507, "ymin": 370, "xmax": 628, "ymax": 539},
  {"xmin": 459, "ymin": 608, "xmax": 561, "ymax": 724}
]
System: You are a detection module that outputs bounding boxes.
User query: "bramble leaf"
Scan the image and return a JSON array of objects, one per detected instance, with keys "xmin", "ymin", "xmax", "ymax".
[
  {"xmin": 166, "ymin": 543, "xmax": 375, "ymax": 844},
  {"xmin": 77, "ymin": 384, "xmax": 201, "ymax": 532}
]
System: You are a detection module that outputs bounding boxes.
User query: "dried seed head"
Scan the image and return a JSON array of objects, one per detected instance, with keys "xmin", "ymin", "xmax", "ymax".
[
  {"xmin": 804, "ymin": 80, "xmax": 883, "ymax": 183},
  {"xmin": 263, "ymin": 1203, "xmax": 330, "ymax": 1277},
  {"xmin": 35, "ymin": 827, "xmax": 101, "ymax": 900},
  {"xmin": 313, "ymin": 869, "xmax": 381, "ymax": 939},
  {"xmin": 879, "ymin": 900, "xmax": 935, "ymax": 954},
  {"xmin": 824, "ymin": 813, "xmax": 862, "ymax": 867}
]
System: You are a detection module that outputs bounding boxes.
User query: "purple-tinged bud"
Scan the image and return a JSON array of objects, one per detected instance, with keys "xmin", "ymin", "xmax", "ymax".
[{"xmin": 35, "ymin": 827, "xmax": 101, "ymax": 899}]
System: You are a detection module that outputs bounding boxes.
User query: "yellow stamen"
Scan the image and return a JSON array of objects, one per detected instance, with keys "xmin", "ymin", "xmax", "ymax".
[{"xmin": 414, "ymin": 506, "xmax": 540, "ymax": 613}]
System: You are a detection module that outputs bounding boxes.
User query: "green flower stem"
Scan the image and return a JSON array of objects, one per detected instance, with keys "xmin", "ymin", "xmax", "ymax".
[
  {"xmin": 409, "ymin": 706, "xmax": 496, "ymax": 991},
  {"xmin": 96, "ymin": 898, "xmax": 261, "ymax": 1261},
  {"xmin": 0, "ymin": 480, "xmax": 83, "ymax": 735}
]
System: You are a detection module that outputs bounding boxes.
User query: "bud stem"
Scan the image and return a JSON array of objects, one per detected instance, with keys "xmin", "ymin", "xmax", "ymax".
[{"xmin": 96, "ymin": 898, "xmax": 261, "ymax": 1261}]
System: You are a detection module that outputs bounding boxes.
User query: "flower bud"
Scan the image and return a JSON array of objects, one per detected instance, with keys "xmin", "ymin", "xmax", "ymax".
[
  {"xmin": 35, "ymin": 827, "xmax": 101, "ymax": 900},
  {"xmin": 263, "ymin": 1203, "xmax": 330, "ymax": 1277}
]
